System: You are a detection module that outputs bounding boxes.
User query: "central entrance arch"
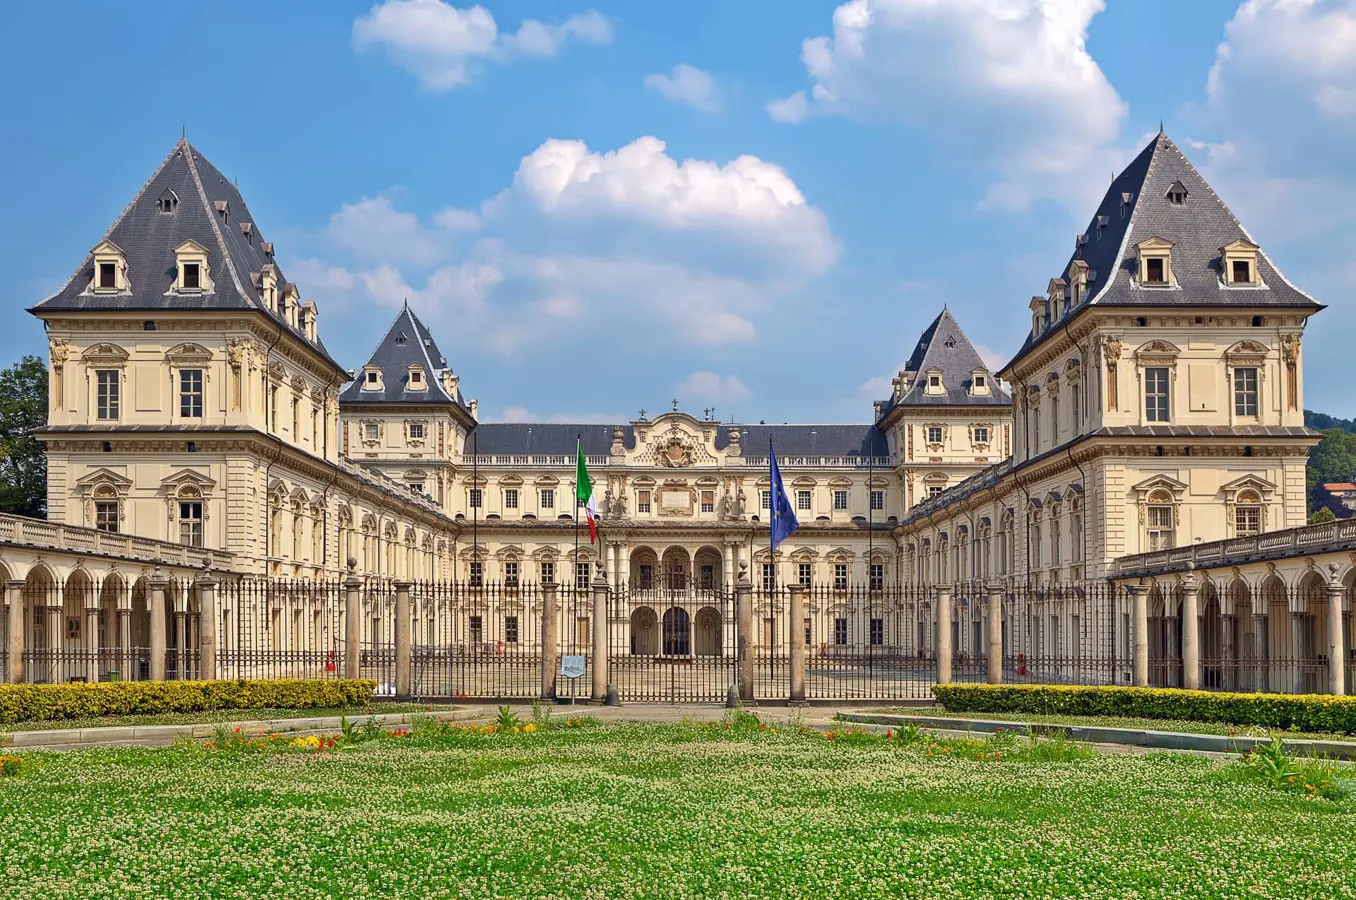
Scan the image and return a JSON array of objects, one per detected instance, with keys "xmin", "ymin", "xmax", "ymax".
[
  {"xmin": 693, "ymin": 606, "xmax": 721, "ymax": 656},
  {"xmin": 630, "ymin": 607, "xmax": 658, "ymax": 655},
  {"xmin": 662, "ymin": 607, "xmax": 691, "ymax": 656}
]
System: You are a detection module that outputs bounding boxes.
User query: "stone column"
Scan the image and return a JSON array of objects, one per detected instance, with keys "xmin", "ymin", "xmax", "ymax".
[
  {"xmin": 394, "ymin": 581, "xmax": 412, "ymax": 698},
  {"xmin": 118, "ymin": 607, "xmax": 132, "ymax": 682},
  {"xmin": 619, "ymin": 544, "xmax": 631, "ymax": 591},
  {"xmin": 344, "ymin": 569, "xmax": 362, "ymax": 680},
  {"xmin": 1328, "ymin": 566, "xmax": 1347, "ymax": 696},
  {"xmin": 148, "ymin": 573, "xmax": 168, "ymax": 682},
  {"xmin": 1181, "ymin": 573, "xmax": 1201, "ymax": 691},
  {"xmin": 6, "ymin": 580, "xmax": 24, "ymax": 684},
  {"xmin": 788, "ymin": 584, "xmax": 807, "ymax": 703},
  {"xmin": 175, "ymin": 607, "xmax": 188, "ymax": 680},
  {"xmin": 936, "ymin": 585, "xmax": 952, "ymax": 685},
  {"xmin": 986, "ymin": 584, "xmax": 1003, "ymax": 684},
  {"xmin": 591, "ymin": 568, "xmax": 609, "ymax": 703},
  {"xmin": 198, "ymin": 578, "xmax": 218, "ymax": 680},
  {"xmin": 722, "ymin": 543, "xmax": 735, "ymax": 591},
  {"xmin": 540, "ymin": 581, "xmax": 559, "ymax": 700},
  {"xmin": 1128, "ymin": 583, "xmax": 1149, "ymax": 688},
  {"xmin": 737, "ymin": 561, "xmax": 754, "ymax": 703}
]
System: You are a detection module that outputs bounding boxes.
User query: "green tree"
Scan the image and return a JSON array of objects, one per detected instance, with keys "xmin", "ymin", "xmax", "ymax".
[
  {"xmin": 1306, "ymin": 427, "xmax": 1356, "ymax": 518},
  {"xmin": 0, "ymin": 355, "xmax": 47, "ymax": 518},
  {"xmin": 1309, "ymin": 506, "xmax": 1337, "ymax": 525}
]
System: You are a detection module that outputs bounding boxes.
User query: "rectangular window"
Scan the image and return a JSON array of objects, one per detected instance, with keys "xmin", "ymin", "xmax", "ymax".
[
  {"xmin": 178, "ymin": 501, "xmax": 203, "ymax": 547},
  {"xmin": 1144, "ymin": 367, "xmax": 1170, "ymax": 422},
  {"xmin": 179, "ymin": 369, "xmax": 203, "ymax": 418},
  {"xmin": 833, "ymin": 562, "xmax": 848, "ymax": 591},
  {"xmin": 1232, "ymin": 259, "xmax": 1251, "ymax": 284},
  {"xmin": 505, "ymin": 615, "xmax": 519, "ymax": 643},
  {"xmin": 1148, "ymin": 506, "xmax": 1174, "ymax": 551},
  {"xmin": 637, "ymin": 490, "xmax": 651, "ymax": 514},
  {"xmin": 469, "ymin": 615, "xmax": 483, "ymax": 645},
  {"xmin": 575, "ymin": 562, "xmax": 590, "ymax": 590},
  {"xmin": 1234, "ymin": 367, "xmax": 1259, "ymax": 417},
  {"xmin": 504, "ymin": 489, "xmax": 519, "ymax": 509},
  {"xmin": 926, "ymin": 426, "xmax": 943, "ymax": 444},
  {"xmin": 639, "ymin": 564, "xmax": 654, "ymax": 589},
  {"xmin": 762, "ymin": 563, "xmax": 775, "ymax": 591},
  {"xmin": 1146, "ymin": 257, "xmax": 1166, "ymax": 284},
  {"xmin": 364, "ymin": 422, "xmax": 379, "ymax": 441},
  {"xmin": 1235, "ymin": 505, "xmax": 1261, "ymax": 537},
  {"xmin": 365, "ymin": 371, "xmax": 379, "ymax": 386},
  {"xmin": 469, "ymin": 488, "xmax": 483, "ymax": 509},
  {"xmin": 973, "ymin": 427, "xmax": 990, "ymax": 445},
  {"xmin": 94, "ymin": 501, "xmax": 119, "ymax": 533},
  {"xmin": 700, "ymin": 564, "xmax": 714, "ymax": 590},
  {"xmin": 833, "ymin": 618, "xmax": 848, "ymax": 646},
  {"xmin": 870, "ymin": 618, "xmax": 884, "ymax": 646},
  {"xmin": 796, "ymin": 489, "xmax": 812, "ymax": 511},
  {"xmin": 1050, "ymin": 396, "xmax": 1059, "ymax": 443},
  {"xmin": 504, "ymin": 561, "xmax": 519, "ymax": 588},
  {"xmin": 700, "ymin": 490, "xmax": 714, "ymax": 513},
  {"xmin": 927, "ymin": 485, "xmax": 944, "ymax": 498},
  {"xmin": 99, "ymin": 262, "xmax": 117, "ymax": 289},
  {"xmin": 409, "ymin": 422, "xmax": 425, "ymax": 440},
  {"xmin": 761, "ymin": 490, "xmax": 772, "ymax": 510},
  {"xmin": 870, "ymin": 490, "xmax": 885, "ymax": 511},
  {"xmin": 407, "ymin": 481, "xmax": 425, "ymax": 496},
  {"xmin": 870, "ymin": 562, "xmax": 884, "ymax": 591},
  {"xmin": 183, "ymin": 262, "xmax": 200, "ymax": 289},
  {"xmin": 469, "ymin": 560, "xmax": 483, "ymax": 587},
  {"xmin": 96, "ymin": 370, "xmax": 119, "ymax": 420},
  {"xmin": 540, "ymin": 488, "xmax": 555, "ymax": 509},
  {"xmin": 833, "ymin": 490, "xmax": 848, "ymax": 511},
  {"xmin": 539, "ymin": 561, "xmax": 555, "ymax": 584},
  {"xmin": 1052, "ymin": 519, "xmax": 1062, "ymax": 565},
  {"xmin": 798, "ymin": 562, "xmax": 811, "ymax": 586}
]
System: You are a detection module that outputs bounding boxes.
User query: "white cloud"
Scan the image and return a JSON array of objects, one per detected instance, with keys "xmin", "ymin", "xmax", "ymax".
[
  {"xmin": 309, "ymin": 137, "xmax": 837, "ymax": 359},
  {"xmin": 644, "ymin": 64, "xmax": 722, "ymax": 113},
  {"xmin": 677, "ymin": 372, "xmax": 751, "ymax": 403},
  {"xmin": 352, "ymin": 1, "xmax": 612, "ymax": 91},
  {"xmin": 768, "ymin": 0, "xmax": 1128, "ymax": 210}
]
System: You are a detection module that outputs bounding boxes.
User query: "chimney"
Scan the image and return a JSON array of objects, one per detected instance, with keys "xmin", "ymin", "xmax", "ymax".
[{"xmin": 469, "ymin": 399, "xmax": 479, "ymax": 422}]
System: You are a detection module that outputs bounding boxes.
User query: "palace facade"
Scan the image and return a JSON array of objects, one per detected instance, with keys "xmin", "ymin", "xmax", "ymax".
[{"xmin": 26, "ymin": 134, "xmax": 1320, "ymax": 591}]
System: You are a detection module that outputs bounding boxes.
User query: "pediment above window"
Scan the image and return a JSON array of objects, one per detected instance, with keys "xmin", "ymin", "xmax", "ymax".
[
  {"xmin": 165, "ymin": 343, "xmax": 212, "ymax": 365},
  {"xmin": 1131, "ymin": 474, "xmax": 1187, "ymax": 502},
  {"xmin": 1225, "ymin": 340, "xmax": 1268, "ymax": 366},
  {"xmin": 161, "ymin": 469, "xmax": 217, "ymax": 496},
  {"xmin": 1221, "ymin": 474, "xmax": 1276, "ymax": 501},
  {"xmin": 83, "ymin": 343, "xmax": 130, "ymax": 366},
  {"xmin": 1135, "ymin": 340, "xmax": 1181, "ymax": 366},
  {"xmin": 75, "ymin": 467, "xmax": 133, "ymax": 494}
]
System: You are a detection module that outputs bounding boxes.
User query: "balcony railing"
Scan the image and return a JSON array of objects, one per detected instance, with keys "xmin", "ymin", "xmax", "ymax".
[
  {"xmin": 0, "ymin": 512, "xmax": 230, "ymax": 569},
  {"xmin": 1114, "ymin": 517, "xmax": 1356, "ymax": 575}
]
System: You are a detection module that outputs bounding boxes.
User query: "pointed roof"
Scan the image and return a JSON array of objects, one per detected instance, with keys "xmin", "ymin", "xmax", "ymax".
[
  {"xmin": 878, "ymin": 309, "xmax": 1011, "ymax": 419},
  {"xmin": 1005, "ymin": 132, "xmax": 1321, "ymax": 369},
  {"xmin": 339, "ymin": 303, "xmax": 469, "ymax": 410},
  {"xmin": 30, "ymin": 138, "xmax": 344, "ymax": 372}
]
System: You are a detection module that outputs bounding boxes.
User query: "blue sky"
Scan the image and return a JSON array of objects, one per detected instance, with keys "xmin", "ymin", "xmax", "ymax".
[{"xmin": 3, "ymin": 0, "xmax": 1354, "ymax": 423}]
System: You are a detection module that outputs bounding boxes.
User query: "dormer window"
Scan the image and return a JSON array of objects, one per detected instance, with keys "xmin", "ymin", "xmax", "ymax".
[
  {"xmin": 407, "ymin": 366, "xmax": 427, "ymax": 391},
  {"xmin": 1220, "ymin": 239, "xmax": 1260, "ymax": 286},
  {"xmin": 1166, "ymin": 181, "xmax": 1188, "ymax": 205},
  {"xmin": 925, "ymin": 370, "xmax": 943, "ymax": 394},
  {"xmin": 1120, "ymin": 191, "xmax": 1134, "ymax": 219},
  {"xmin": 214, "ymin": 199, "xmax": 229, "ymax": 224},
  {"xmin": 173, "ymin": 240, "xmax": 212, "ymax": 293},
  {"xmin": 361, "ymin": 367, "xmax": 384, "ymax": 392},
  {"xmin": 395, "ymin": 332, "xmax": 408, "ymax": 346},
  {"xmin": 91, "ymin": 240, "xmax": 127, "ymax": 293},
  {"xmin": 157, "ymin": 188, "xmax": 179, "ymax": 213},
  {"xmin": 239, "ymin": 222, "xmax": 253, "ymax": 244},
  {"xmin": 1029, "ymin": 296, "xmax": 1044, "ymax": 336},
  {"xmin": 1135, "ymin": 237, "xmax": 1175, "ymax": 287},
  {"xmin": 969, "ymin": 370, "xmax": 991, "ymax": 397}
]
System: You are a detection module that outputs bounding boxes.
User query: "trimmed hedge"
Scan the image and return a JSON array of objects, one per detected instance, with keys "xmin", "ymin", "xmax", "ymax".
[
  {"xmin": 0, "ymin": 679, "xmax": 376, "ymax": 725},
  {"xmin": 933, "ymin": 683, "xmax": 1356, "ymax": 735}
]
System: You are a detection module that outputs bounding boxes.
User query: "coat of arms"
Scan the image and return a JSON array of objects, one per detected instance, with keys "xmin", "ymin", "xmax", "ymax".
[{"xmin": 657, "ymin": 435, "xmax": 694, "ymax": 467}]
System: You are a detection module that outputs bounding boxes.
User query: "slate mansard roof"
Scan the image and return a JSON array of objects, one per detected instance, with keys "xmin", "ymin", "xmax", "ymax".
[
  {"xmin": 465, "ymin": 422, "xmax": 888, "ymax": 459},
  {"xmin": 340, "ymin": 303, "xmax": 471, "ymax": 413},
  {"xmin": 1007, "ymin": 132, "xmax": 1322, "ymax": 366},
  {"xmin": 876, "ymin": 308, "xmax": 1012, "ymax": 421},
  {"xmin": 31, "ymin": 139, "xmax": 345, "ymax": 373}
]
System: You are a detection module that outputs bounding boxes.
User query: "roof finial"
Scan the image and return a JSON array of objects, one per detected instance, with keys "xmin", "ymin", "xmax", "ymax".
[
  {"xmin": 1159, "ymin": 119, "xmax": 1165, "ymax": 136},
  {"xmin": 181, "ymin": 123, "xmax": 185, "ymax": 140}
]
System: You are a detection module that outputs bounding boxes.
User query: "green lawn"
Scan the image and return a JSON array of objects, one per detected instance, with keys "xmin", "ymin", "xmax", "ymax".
[
  {"xmin": 1, "ymin": 718, "xmax": 1352, "ymax": 899},
  {"xmin": 885, "ymin": 708, "xmax": 1356, "ymax": 742},
  {"xmin": 0, "ymin": 702, "xmax": 461, "ymax": 733}
]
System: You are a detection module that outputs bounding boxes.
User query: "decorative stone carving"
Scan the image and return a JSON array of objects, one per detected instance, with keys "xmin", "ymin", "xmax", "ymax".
[
  {"xmin": 656, "ymin": 433, "xmax": 694, "ymax": 467},
  {"xmin": 1101, "ymin": 334, "xmax": 1123, "ymax": 411},
  {"xmin": 1281, "ymin": 333, "xmax": 1300, "ymax": 410},
  {"xmin": 49, "ymin": 339, "xmax": 69, "ymax": 409}
]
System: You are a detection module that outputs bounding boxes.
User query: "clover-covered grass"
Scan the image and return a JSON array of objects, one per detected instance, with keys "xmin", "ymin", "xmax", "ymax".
[{"xmin": 1, "ymin": 718, "xmax": 1352, "ymax": 899}]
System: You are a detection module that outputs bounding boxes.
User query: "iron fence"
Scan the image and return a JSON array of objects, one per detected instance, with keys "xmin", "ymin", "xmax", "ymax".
[{"xmin": 410, "ymin": 580, "xmax": 542, "ymax": 700}]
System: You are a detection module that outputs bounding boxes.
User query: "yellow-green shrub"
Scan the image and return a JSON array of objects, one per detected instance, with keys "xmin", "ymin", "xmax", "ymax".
[
  {"xmin": 933, "ymin": 683, "xmax": 1356, "ymax": 734},
  {"xmin": 0, "ymin": 679, "xmax": 376, "ymax": 725}
]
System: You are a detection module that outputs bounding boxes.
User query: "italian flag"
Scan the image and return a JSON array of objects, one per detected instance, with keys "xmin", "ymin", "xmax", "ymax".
[{"xmin": 576, "ymin": 441, "xmax": 597, "ymax": 544}]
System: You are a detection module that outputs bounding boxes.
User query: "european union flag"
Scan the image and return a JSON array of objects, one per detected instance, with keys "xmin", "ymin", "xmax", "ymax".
[{"xmin": 769, "ymin": 442, "xmax": 799, "ymax": 551}]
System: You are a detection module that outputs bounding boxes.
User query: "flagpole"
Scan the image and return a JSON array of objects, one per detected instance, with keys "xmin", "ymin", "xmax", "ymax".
[{"xmin": 574, "ymin": 435, "xmax": 581, "ymax": 667}]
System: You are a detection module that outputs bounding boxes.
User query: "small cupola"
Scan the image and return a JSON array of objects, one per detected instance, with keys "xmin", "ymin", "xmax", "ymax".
[
  {"xmin": 1220, "ymin": 239, "xmax": 1261, "ymax": 286},
  {"xmin": 1134, "ymin": 237, "xmax": 1175, "ymax": 287},
  {"xmin": 172, "ymin": 240, "xmax": 212, "ymax": 293},
  {"xmin": 90, "ymin": 240, "xmax": 128, "ymax": 293}
]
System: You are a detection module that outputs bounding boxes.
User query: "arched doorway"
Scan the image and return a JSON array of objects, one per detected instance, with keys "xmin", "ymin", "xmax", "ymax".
[
  {"xmin": 64, "ymin": 569, "xmax": 95, "ymax": 683},
  {"xmin": 661, "ymin": 547, "xmax": 690, "ymax": 590},
  {"xmin": 1297, "ymin": 572, "xmax": 1326, "ymax": 695},
  {"xmin": 693, "ymin": 606, "xmax": 722, "ymax": 656},
  {"xmin": 1228, "ymin": 578, "xmax": 1255, "ymax": 691},
  {"xmin": 630, "ymin": 607, "xmax": 658, "ymax": 655},
  {"xmin": 1200, "ymin": 579, "xmax": 1222, "ymax": 689},
  {"xmin": 630, "ymin": 548, "xmax": 658, "ymax": 590},
  {"xmin": 130, "ymin": 577, "xmax": 151, "ymax": 682},
  {"xmin": 1261, "ymin": 574, "xmax": 1287, "ymax": 693},
  {"xmin": 99, "ymin": 574, "xmax": 127, "ymax": 681},
  {"xmin": 662, "ymin": 607, "xmax": 690, "ymax": 656},
  {"xmin": 694, "ymin": 547, "xmax": 723, "ymax": 591}
]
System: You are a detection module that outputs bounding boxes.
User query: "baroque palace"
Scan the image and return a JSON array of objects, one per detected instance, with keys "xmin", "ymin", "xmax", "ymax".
[{"xmin": 7, "ymin": 131, "xmax": 1350, "ymax": 700}]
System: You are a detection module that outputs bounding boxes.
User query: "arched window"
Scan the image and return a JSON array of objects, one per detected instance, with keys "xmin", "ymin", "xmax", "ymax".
[
  {"xmin": 177, "ymin": 486, "xmax": 204, "ymax": 547},
  {"xmin": 1147, "ymin": 490, "xmax": 1175, "ymax": 551},
  {"xmin": 1234, "ymin": 490, "xmax": 1262, "ymax": 537},
  {"xmin": 92, "ymin": 484, "xmax": 121, "ymax": 533}
]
